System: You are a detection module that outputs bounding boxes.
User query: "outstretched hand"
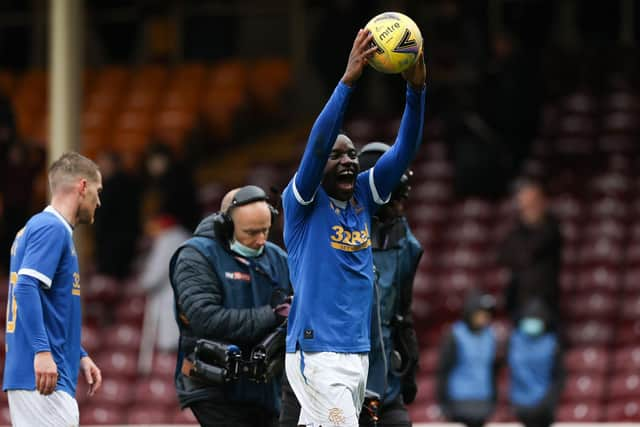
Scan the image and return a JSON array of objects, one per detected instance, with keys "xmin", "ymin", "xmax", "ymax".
[
  {"xmin": 402, "ymin": 49, "xmax": 426, "ymax": 91},
  {"xmin": 341, "ymin": 29, "xmax": 378, "ymax": 87}
]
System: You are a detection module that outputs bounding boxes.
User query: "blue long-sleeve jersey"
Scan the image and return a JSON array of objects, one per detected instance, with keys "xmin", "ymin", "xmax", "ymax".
[{"xmin": 283, "ymin": 81, "xmax": 425, "ymax": 353}]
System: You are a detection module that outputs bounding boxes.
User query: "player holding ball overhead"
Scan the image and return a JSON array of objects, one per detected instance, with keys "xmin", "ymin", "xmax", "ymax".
[{"xmin": 281, "ymin": 18, "xmax": 426, "ymax": 427}]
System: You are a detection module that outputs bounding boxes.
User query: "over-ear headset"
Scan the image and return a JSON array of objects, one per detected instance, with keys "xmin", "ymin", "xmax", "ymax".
[
  {"xmin": 213, "ymin": 185, "xmax": 279, "ymax": 242},
  {"xmin": 358, "ymin": 142, "xmax": 412, "ymax": 200}
]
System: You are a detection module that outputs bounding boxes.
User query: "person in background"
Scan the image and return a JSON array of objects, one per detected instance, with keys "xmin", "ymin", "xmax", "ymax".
[
  {"xmin": 137, "ymin": 210, "xmax": 190, "ymax": 374},
  {"xmin": 170, "ymin": 185, "xmax": 291, "ymax": 427},
  {"xmin": 508, "ymin": 299, "xmax": 564, "ymax": 427},
  {"xmin": 498, "ymin": 178, "xmax": 563, "ymax": 321},
  {"xmin": 94, "ymin": 151, "xmax": 141, "ymax": 280},
  {"xmin": 437, "ymin": 291, "xmax": 498, "ymax": 427},
  {"xmin": 3, "ymin": 152, "xmax": 103, "ymax": 426}
]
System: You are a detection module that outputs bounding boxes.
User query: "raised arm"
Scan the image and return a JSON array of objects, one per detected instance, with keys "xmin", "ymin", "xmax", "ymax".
[
  {"xmin": 371, "ymin": 52, "xmax": 426, "ymax": 202},
  {"xmin": 293, "ymin": 29, "xmax": 376, "ymax": 202}
]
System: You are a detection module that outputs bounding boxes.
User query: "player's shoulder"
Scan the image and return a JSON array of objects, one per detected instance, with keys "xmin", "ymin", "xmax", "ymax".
[{"xmin": 26, "ymin": 211, "xmax": 69, "ymax": 237}]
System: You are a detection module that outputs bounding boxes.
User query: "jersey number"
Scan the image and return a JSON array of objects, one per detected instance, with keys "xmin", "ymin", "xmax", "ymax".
[{"xmin": 6, "ymin": 272, "xmax": 17, "ymax": 333}]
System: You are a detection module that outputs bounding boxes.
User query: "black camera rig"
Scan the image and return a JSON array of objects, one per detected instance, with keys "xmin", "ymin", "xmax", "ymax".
[{"xmin": 187, "ymin": 326, "xmax": 286, "ymax": 385}]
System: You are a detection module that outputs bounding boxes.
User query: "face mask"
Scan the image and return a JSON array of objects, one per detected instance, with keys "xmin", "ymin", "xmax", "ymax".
[
  {"xmin": 520, "ymin": 317, "xmax": 544, "ymax": 336},
  {"xmin": 230, "ymin": 239, "xmax": 264, "ymax": 258}
]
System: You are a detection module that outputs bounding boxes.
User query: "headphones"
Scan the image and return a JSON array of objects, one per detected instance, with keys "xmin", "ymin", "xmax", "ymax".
[
  {"xmin": 358, "ymin": 142, "xmax": 412, "ymax": 200},
  {"xmin": 212, "ymin": 185, "xmax": 279, "ymax": 242}
]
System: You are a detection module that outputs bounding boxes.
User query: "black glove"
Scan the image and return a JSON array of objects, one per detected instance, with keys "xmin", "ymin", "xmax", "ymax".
[
  {"xmin": 402, "ymin": 375, "xmax": 418, "ymax": 404},
  {"xmin": 270, "ymin": 288, "xmax": 292, "ymax": 324}
]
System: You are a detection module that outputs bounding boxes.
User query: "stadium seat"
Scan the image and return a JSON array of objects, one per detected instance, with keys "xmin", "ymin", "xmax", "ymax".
[
  {"xmin": 603, "ymin": 91, "xmax": 640, "ymax": 113},
  {"xmin": 575, "ymin": 266, "xmax": 620, "ymax": 292},
  {"xmin": 564, "ymin": 292, "xmax": 618, "ymax": 320},
  {"xmin": 123, "ymin": 86, "xmax": 160, "ymax": 112},
  {"xmin": 126, "ymin": 406, "xmax": 172, "ymax": 424},
  {"xmin": 557, "ymin": 402, "xmax": 603, "ymax": 422},
  {"xmin": 104, "ymin": 324, "xmax": 142, "ymax": 352},
  {"xmin": 584, "ymin": 218, "xmax": 626, "ymax": 242},
  {"xmin": 606, "ymin": 400, "xmax": 640, "ymax": 422},
  {"xmin": 151, "ymin": 351, "xmax": 178, "ymax": 380},
  {"xmin": 79, "ymin": 404, "xmax": 126, "ymax": 425},
  {"xmin": 615, "ymin": 320, "xmax": 640, "ymax": 346},
  {"xmin": 608, "ymin": 373, "xmax": 640, "ymax": 400},
  {"xmin": 550, "ymin": 195, "xmax": 583, "ymax": 222},
  {"xmin": 407, "ymin": 402, "xmax": 444, "ymax": 423},
  {"xmin": 418, "ymin": 348, "xmax": 439, "ymax": 374},
  {"xmin": 565, "ymin": 347, "xmax": 610, "ymax": 375},
  {"xmin": 0, "ymin": 405, "xmax": 11, "ymax": 425},
  {"xmin": 566, "ymin": 321, "xmax": 614, "ymax": 346},
  {"xmin": 90, "ymin": 377, "xmax": 133, "ymax": 407},
  {"xmin": 621, "ymin": 293, "xmax": 640, "ymax": 320},
  {"xmin": 95, "ymin": 350, "xmax": 138, "ymax": 380},
  {"xmin": 489, "ymin": 404, "xmax": 516, "ymax": 422},
  {"xmin": 81, "ymin": 324, "xmax": 101, "ymax": 355},
  {"xmin": 613, "ymin": 346, "xmax": 640, "ymax": 373},
  {"xmin": 603, "ymin": 111, "xmax": 639, "ymax": 134},
  {"xmin": 598, "ymin": 134, "xmax": 635, "ymax": 155},
  {"xmin": 134, "ymin": 377, "xmax": 177, "ymax": 406},
  {"xmin": 115, "ymin": 294, "xmax": 146, "ymax": 326}
]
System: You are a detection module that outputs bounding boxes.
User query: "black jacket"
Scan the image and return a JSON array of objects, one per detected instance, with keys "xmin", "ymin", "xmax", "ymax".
[{"xmin": 170, "ymin": 213, "xmax": 291, "ymax": 410}]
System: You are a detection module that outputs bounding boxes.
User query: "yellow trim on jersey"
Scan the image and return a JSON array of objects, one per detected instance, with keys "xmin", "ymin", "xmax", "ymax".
[{"xmin": 330, "ymin": 240, "xmax": 372, "ymax": 252}]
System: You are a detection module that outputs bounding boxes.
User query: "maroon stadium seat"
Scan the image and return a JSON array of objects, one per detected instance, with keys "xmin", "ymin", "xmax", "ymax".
[
  {"xmin": 489, "ymin": 404, "xmax": 516, "ymax": 422},
  {"xmin": 566, "ymin": 320, "xmax": 614, "ymax": 347},
  {"xmin": 104, "ymin": 323, "xmax": 142, "ymax": 352},
  {"xmin": 620, "ymin": 293, "xmax": 640, "ymax": 320},
  {"xmin": 564, "ymin": 347, "xmax": 610, "ymax": 375},
  {"xmin": 115, "ymin": 294, "xmax": 146, "ymax": 325},
  {"xmin": 613, "ymin": 346, "xmax": 640, "ymax": 373},
  {"xmin": 0, "ymin": 405, "xmax": 11, "ymax": 425},
  {"xmin": 79, "ymin": 404, "xmax": 126, "ymax": 425},
  {"xmin": 151, "ymin": 351, "xmax": 178, "ymax": 379},
  {"xmin": 90, "ymin": 377, "xmax": 132, "ymax": 407},
  {"xmin": 575, "ymin": 266, "xmax": 620, "ymax": 293},
  {"xmin": 563, "ymin": 292, "xmax": 618, "ymax": 320},
  {"xmin": 95, "ymin": 350, "xmax": 138, "ymax": 380},
  {"xmin": 414, "ymin": 376, "xmax": 436, "ymax": 404},
  {"xmin": 418, "ymin": 349, "xmax": 439, "ymax": 374},
  {"xmin": 615, "ymin": 320, "xmax": 640, "ymax": 346},
  {"xmin": 557, "ymin": 402, "xmax": 603, "ymax": 422},
  {"xmin": 606, "ymin": 400, "xmax": 640, "ymax": 422},
  {"xmin": 561, "ymin": 374, "xmax": 606, "ymax": 402},
  {"xmin": 608, "ymin": 373, "xmax": 640, "ymax": 400},
  {"xmin": 407, "ymin": 402, "xmax": 444, "ymax": 423},
  {"xmin": 81, "ymin": 325, "xmax": 101, "ymax": 355},
  {"xmin": 134, "ymin": 378, "xmax": 177, "ymax": 406},
  {"xmin": 126, "ymin": 406, "xmax": 172, "ymax": 424}
]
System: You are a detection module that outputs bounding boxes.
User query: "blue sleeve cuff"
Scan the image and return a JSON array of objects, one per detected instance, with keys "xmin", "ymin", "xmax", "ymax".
[{"xmin": 80, "ymin": 346, "xmax": 88, "ymax": 359}]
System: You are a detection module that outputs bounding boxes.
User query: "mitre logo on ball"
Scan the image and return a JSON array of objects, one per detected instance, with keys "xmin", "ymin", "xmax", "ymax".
[{"xmin": 365, "ymin": 12, "xmax": 423, "ymax": 74}]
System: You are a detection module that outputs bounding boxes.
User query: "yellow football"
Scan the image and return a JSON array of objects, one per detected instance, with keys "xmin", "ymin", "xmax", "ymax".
[{"xmin": 365, "ymin": 12, "xmax": 423, "ymax": 74}]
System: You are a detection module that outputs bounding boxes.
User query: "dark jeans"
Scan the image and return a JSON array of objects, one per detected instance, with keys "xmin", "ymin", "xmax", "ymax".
[
  {"xmin": 190, "ymin": 400, "xmax": 277, "ymax": 427},
  {"xmin": 280, "ymin": 375, "xmax": 411, "ymax": 427}
]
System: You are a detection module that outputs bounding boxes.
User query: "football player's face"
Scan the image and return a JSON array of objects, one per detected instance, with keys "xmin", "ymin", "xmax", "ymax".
[
  {"xmin": 323, "ymin": 135, "xmax": 359, "ymax": 201},
  {"xmin": 78, "ymin": 172, "xmax": 102, "ymax": 225}
]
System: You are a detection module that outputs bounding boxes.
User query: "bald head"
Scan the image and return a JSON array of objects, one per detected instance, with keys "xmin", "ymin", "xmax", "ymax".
[{"xmin": 220, "ymin": 188, "xmax": 241, "ymax": 213}]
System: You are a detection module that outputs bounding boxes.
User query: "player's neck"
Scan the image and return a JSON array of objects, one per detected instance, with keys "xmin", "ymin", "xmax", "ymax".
[{"xmin": 49, "ymin": 196, "xmax": 78, "ymax": 228}]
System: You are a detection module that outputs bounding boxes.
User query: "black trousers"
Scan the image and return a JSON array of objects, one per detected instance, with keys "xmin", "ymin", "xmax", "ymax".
[
  {"xmin": 279, "ymin": 375, "xmax": 411, "ymax": 427},
  {"xmin": 443, "ymin": 400, "xmax": 494, "ymax": 427},
  {"xmin": 190, "ymin": 400, "xmax": 278, "ymax": 427},
  {"xmin": 514, "ymin": 404, "xmax": 554, "ymax": 427}
]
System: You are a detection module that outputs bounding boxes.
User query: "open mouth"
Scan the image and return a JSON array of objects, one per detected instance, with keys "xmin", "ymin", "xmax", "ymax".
[{"xmin": 337, "ymin": 169, "xmax": 356, "ymax": 190}]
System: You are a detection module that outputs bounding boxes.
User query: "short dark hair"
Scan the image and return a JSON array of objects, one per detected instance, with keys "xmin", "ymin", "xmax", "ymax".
[{"xmin": 49, "ymin": 152, "xmax": 100, "ymax": 193}]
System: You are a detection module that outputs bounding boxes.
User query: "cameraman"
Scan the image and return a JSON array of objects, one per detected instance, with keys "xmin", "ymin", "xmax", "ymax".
[
  {"xmin": 170, "ymin": 185, "xmax": 292, "ymax": 427},
  {"xmin": 279, "ymin": 142, "xmax": 423, "ymax": 427}
]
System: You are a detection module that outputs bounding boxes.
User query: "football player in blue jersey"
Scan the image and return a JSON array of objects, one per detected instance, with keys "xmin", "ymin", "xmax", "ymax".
[
  {"xmin": 3, "ymin": 152, "xmax": 103, "ymax": 426},
  {"xmin": 281, "ymin": 29, "xmax": 426, "ymax": 427}
]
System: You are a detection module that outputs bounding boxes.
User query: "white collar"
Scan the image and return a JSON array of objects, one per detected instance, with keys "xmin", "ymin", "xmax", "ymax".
[
  {"xmin": 44, "ymin": 206, "xmax": 73, "ymax": 235},
  {"xmin": 329, "ymin": 197, "xmax": 348, "ymax": 210}
]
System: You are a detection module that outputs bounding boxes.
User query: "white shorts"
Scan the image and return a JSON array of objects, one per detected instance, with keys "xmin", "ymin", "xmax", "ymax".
[
  {"xmin": 8, "ymin": 390, "xmax": 79, "ymax": 427},
  {"xmin": 285, "ymin": 351, "xmax": 368, "ymax": 427}
]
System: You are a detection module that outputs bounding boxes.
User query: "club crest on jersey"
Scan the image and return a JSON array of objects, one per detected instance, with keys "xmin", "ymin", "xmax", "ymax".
[
  {"xmin": 329, "ymin": 224, "xmax": 371, "ymax": 252},
  {"xmin": 225, "ymin": 271, "xmax": 251, "ymax": 282}
]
